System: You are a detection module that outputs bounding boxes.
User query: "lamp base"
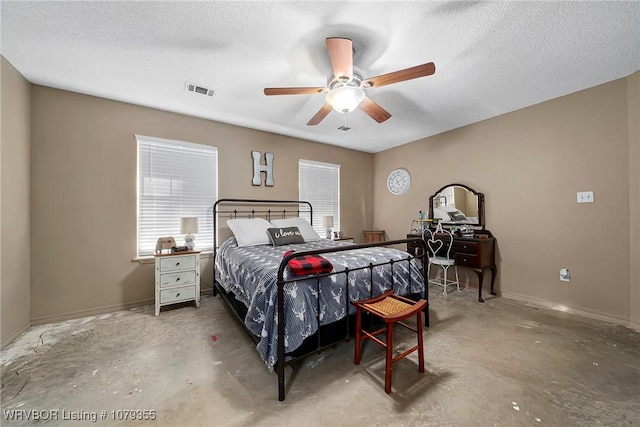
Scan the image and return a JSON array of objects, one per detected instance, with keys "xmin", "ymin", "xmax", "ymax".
[
  {"xmin": 325, "ymin": 229, "xmax": 332, "ymax": 239},
  {"xmin": 184, "ymin": 234, "xmax": 195, "ymax": 251}
]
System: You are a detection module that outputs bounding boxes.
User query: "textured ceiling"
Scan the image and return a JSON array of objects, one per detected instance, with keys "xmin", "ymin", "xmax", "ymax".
[{"xmin": 1, "ymin": 1, "xmax": 638, "ymax": 153}]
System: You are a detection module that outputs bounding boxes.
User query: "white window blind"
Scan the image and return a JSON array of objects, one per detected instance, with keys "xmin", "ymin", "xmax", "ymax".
[
  {"xmin": 136, "ymin": 135, "xmax": 217, "ymax": 257},
  {"xmin": 299, "ymin": 159, "xmax": 340, "ymax": 236}
]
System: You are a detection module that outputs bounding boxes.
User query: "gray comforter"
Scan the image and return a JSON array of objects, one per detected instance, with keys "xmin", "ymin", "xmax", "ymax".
[{"xmin": 215, "ymin": 237, "xmax": 424, "ymax": 370}]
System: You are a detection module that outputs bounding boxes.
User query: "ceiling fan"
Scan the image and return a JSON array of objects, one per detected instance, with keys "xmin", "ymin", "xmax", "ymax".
[{"xmin": 263, "ymin": 37, "xmax": 436, "ymax": 126}]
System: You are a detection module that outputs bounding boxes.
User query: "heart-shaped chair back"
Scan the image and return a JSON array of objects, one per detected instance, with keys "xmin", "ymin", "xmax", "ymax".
[{"xmin": 427, "ymin": 238, "xmax": 443, "ymax": 256}]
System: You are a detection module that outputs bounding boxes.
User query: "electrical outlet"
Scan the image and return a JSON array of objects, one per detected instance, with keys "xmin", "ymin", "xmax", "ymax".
[
  {"xmin": 577, "ymin": 191, "xmax": 594, "ymax": 203},
  {"xmin": 560, "ymin": 268, "xmax": 571, "ymax": 282}
]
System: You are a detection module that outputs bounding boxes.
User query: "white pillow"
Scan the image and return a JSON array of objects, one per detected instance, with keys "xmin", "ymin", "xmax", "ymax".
[
  {"xmin": 270, "ymin": 217, "xmax": 321, "ymax": 242},
  {"xmin": 226, "ymin": 218, "xmax": 272, "ymax": 247}
]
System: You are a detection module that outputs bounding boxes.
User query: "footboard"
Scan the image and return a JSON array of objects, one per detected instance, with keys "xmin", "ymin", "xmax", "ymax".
[{"xmin": 274, "ymin": 238, "xmax": 427, "ymax": 401}]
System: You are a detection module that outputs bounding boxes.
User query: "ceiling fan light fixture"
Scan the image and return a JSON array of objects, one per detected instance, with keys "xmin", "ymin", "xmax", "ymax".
[{"xmin": 325, "ymin": 85, "xmax": 365, "ymax": 114}]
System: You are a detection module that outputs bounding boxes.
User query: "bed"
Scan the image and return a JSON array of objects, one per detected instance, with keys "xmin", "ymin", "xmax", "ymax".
[{"xmin": 213, "ymin": 199, "xmax": 428, "ymax": 400}]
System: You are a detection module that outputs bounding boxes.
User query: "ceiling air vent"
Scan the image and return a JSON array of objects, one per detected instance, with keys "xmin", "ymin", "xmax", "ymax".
[{"xmin": 185, "ymin": 82, "xmax": 214, "ymax": 97}]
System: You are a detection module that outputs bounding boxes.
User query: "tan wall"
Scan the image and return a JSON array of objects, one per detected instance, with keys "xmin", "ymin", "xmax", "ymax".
[
  {"xmin": 1, "ymin": 57, "xmax": 31, "ymax": 348},
  {"xmin": 30, "ymin": 86, "xmax": 372, "ymax": 324},
  {"xmin": 374, "ymin": 77, "xmax": 634, "ymax": 324},
  {"xmin": 628, "ymin": 71, "xmax": 640, "ymax": 329},
  {"xmin": 14, "ymin": 68, "xmax": 640, "ymax": 331}
]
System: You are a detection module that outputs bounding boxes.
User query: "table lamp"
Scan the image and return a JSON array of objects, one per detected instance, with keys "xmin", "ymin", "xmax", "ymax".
[
  {"xmin": 322, "ymin": 215, "xmax": 334, "ymax": 239},
  {"xmin": 180, "ymin": 217, "xmax": 199, "ymax": 250}
]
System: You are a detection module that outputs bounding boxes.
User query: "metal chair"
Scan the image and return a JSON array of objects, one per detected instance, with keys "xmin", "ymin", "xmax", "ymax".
[
  {"xmin": 352, "ymin": 290, "xmax": 427, "ymax": 394},
  {"xmin": 426, "ymin": 223, "xmax": 460, "ymax": 295}
]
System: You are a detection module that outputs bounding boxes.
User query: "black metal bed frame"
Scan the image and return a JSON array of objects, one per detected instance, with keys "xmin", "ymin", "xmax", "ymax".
[{"xmin": 212, "ymin": 198, "xmax": 428, "ymax": 401}]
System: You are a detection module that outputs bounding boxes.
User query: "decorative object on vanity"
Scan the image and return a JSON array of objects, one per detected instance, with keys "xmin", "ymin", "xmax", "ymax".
[
  {"xmin": 459, "ymin": 224, "xmax": 475, "ymax": 238},
  {"xmin": 428, "ymin": 183, "xmax": 485, "ymax": 229},
  {"xmin": 387, "ymin": 168, "xmax": 411, "ymax": 195},
  {"xmin": 180, "ymin": 217, "xmax": 199, "ymax": 250},
  {"xmin": 154, "ymin": 251, "xmax": 200, "ymax": 316},
  {"xmin": 409, "ymin": 219, "xmax": 433, "ymax": 236},
  {"xmin": 155, "ymin": 236, "xmax": 176, "ymax": 254},
  {"xmin": 252, "ymin": 150, "xmax": 274, "ymax": 186},
  {"xmin": 264, "ymin": 37, "xmax": 435, "ymax": 126},
  {"xmin": 322, "ymin": 215, "xmax": 334, "ymax": 239}
]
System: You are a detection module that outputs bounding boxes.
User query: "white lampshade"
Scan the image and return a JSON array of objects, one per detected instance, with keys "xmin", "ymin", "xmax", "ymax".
[
  {"xmin": 325, "ymin": 86, "xmax": 365, "ymax": 113},
  {"xmin": 322, "ymin": 215, "xmax": 334, "ymax": 228},
  {"xmin": 180, "ymin": 217, "xmax": 199, "ymax": 235}
]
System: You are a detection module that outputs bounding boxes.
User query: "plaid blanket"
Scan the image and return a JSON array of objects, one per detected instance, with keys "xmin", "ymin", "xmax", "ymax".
[{"xmin": 284, "ymin": 250, "xmax": 333, "ymax": 276}]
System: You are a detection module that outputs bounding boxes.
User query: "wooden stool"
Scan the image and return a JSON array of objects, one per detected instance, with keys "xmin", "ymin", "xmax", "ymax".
[{"xmin": 352, "ymin": 290, "xmax": 427, "ymax": 394}]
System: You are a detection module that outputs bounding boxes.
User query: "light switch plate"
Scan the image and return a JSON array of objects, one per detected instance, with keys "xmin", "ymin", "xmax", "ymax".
[{"xmin": 577, "ymin": 191, "xmax": 594, "ymax": 203}]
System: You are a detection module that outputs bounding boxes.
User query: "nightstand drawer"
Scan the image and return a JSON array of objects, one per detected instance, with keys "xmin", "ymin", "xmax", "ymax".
[
  {"xmin": 159, "ymin": 271, "xmax": 197, "ymax": 288},
  {"xmin": 160, "ymin": 286, "xmax": 196, "ymax": 304},
  {"xmin": 160, "ymin": 255, "xmax": 196, "ymax": 272}
]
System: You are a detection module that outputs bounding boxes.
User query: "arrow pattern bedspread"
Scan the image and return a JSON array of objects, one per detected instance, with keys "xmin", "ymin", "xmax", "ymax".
[{"xmin": 215, "ymin": 237, "xmax": 424, "ymax": 370}]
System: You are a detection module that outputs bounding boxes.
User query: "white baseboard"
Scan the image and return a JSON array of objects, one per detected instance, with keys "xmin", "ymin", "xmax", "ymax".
[{"xmin": 501, "ymin": 291, "xmax": 634, "ymax": 329}]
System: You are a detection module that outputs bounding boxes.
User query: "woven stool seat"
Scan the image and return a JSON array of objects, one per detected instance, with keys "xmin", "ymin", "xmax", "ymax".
[
  {"xmin": 351, "ymin": 290, "xmax": 427, "ymax": 394},
  {"xmin": 361, "ymin": 297, "xmax": 414, "ymax": 318}
]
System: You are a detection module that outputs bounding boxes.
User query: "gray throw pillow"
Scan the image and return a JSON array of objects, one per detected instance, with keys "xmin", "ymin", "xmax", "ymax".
[{"xmin": 267, "ymin": 226, "xmax": 305, "ymax": 246}]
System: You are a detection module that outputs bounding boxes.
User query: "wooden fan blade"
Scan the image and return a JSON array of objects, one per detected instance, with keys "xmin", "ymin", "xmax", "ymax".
[
  {"xmin": 359, "ymin": 97, "xmax": 392, "ymax": 123},
  {"xmin": 264, "ymin": 87, "xmax": 325, "ymax": 96},
  {"xmin": 307, "ymin": 104, "xmax": 333, "ymax": 126},
  {"xmin": 326, "ymin": 37, "xmax": 353, "ymax": 81},
  {"xmin": 363, "ymin": 62, "xmax": 435, "ymax": 88}
]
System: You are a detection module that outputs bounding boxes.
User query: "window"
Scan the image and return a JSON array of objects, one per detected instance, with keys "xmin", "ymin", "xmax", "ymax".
[
  {"xmin": 298, "ymin": 159, "xmax": 340, "ymax": 236},
  {"xmin": 136, "ymin": 135, "xmax": 217, "ymax": 257}
]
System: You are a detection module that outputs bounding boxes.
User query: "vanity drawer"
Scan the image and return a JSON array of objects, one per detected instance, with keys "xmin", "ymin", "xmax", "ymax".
[
  {"xmin": 159, "ymin": 255, "xmax": 196, "ymax": 272},
  {"xmin": 159, "ymin": 271, "xmax": 196, "ymax": 288},
  {"xmin": 455, "ymin": 253, "xmax": 479, "ymax": 268},
  {"xmin": 160, "ymin": 286, "xmax": 196, "ymax": 304},
  {"xmin": 454, "ymin": 240, "xmax": 478, "ymax": 254}
]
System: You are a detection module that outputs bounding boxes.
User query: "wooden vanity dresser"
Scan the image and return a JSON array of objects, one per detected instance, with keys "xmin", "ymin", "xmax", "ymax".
[
  {"xmin": 407, "ymin": 232, "xmax": 496, "ymax": 302},
  {"xmin": 410, "ymin": 182, "xmax": 498, "ymax": 302}
]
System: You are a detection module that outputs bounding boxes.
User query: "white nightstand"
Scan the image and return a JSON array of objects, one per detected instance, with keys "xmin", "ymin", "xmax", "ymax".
[{"xmin": 154, "ymin": 251, "xmax": 200, "ymax": 316}]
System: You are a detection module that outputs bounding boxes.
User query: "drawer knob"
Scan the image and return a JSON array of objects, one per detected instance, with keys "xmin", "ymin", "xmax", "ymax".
[
  {"xmin": 175, "ymin": 277, "xmax": 180, "ymax": 282},
  {"xmin": 176, "ymin": 262, "xmax": 181, "ymax": 266},
  {"xmin": 176, "ymin": 293, "xmax": 180, "ymax": 297}
]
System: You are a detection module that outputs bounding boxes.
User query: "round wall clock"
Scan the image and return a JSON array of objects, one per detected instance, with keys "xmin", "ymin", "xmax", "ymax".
[{"xmin": 387, "ymin": 168, "xmax": 411, "ymax": 195}]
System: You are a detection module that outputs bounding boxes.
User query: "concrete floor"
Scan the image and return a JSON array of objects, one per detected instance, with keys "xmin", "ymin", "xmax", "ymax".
[{"xmin": 2, "ymin": 289, "xmax": 639, "ymax": 426}]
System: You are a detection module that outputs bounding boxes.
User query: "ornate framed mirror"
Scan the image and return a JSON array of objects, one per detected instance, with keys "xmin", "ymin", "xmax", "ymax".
[{"xmin": 428, "ymin": 183, "xmax": 485, "ymax": 230}]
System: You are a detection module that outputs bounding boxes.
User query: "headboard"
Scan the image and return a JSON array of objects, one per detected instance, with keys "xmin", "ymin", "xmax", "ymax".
[{"xmin": 212, "ymin": 198, "xmax": 313, "ymax": 248}]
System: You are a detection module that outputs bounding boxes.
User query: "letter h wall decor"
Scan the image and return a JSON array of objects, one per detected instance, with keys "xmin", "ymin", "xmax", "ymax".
[{"xmin": 252, "ymin": 151, "xmax": 274, "ymax": 186}]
